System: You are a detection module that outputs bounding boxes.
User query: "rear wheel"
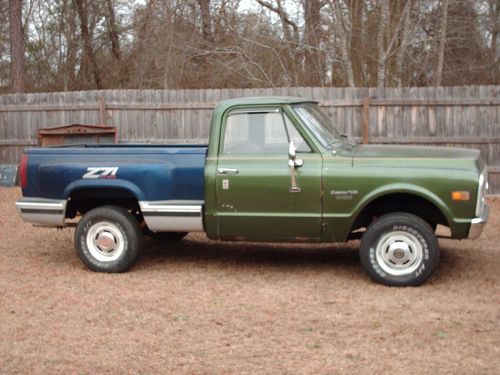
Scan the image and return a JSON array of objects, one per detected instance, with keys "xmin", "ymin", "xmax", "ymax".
[
  {"xmin": 75, "ymin": 206, "xmax": 143, "ymax": 272},
  {"xmin": 359, "ymin": 212, "xmax": 439, "ymax": 286}
]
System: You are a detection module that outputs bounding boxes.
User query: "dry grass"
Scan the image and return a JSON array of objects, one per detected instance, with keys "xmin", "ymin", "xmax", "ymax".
[{"xmin": 1, "ymin": 187, "xmax": 499, "ymax": 374}]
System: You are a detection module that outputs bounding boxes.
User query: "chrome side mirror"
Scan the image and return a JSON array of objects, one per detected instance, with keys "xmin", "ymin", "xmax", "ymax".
[
  {"xmin": 288, "ymin": 141, "xmax": 296, "ymax": 161},
  {"xmin": 288, "ymin": 141, "xmax": 302, "ymax": 193},
  {"xmin": 288, "ymin": 141, "xmax": 303, "ymax": 168}
]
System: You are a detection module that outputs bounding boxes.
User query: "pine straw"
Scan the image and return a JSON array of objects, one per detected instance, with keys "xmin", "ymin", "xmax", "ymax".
[{"xmin": 1, "ymin": 187, "xmax": 498, "ymax": 374}]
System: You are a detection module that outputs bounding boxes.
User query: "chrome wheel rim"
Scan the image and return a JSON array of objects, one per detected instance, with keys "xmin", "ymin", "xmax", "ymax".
[
  {"xmin": 375, "ymin": 231, "xmax": 423, "ymax": 276},
  {"xmin": 86, "ymin": 222, "xmax": 125, "ymax": 262}
]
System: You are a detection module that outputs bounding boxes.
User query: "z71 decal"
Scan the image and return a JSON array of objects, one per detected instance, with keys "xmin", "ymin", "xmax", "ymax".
[{"xmin": 83, "ymin": 167, "xmax": 119, "ymax": 179}]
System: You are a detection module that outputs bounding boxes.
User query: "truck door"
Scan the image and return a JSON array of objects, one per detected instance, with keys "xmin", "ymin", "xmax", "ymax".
[{"xmin": 215, "ymin": 107, "xmax": 323, "ymax": 241}]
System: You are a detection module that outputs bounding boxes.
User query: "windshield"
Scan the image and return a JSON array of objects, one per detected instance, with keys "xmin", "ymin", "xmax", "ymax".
[{"xmin": 292, "ymin": 103, "xmax": 341, "ymax": 149}]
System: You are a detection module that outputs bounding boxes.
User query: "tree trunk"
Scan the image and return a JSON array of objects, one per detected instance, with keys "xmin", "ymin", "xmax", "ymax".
[
  {"xmin": 65, "ymin": 0, "xmax": 78, "ymax": 89},
  {"xmin": 434, "ymin": 0, "xmax": 449, "ymax": 86},
  {"xmin": 105, "ymin": 0, "xmax": 121, "ymax": 61},
  {"xmin": 394, "ymin": 0, "xmax": 412, "ymax": 87},
  {"xmin": 74, "ymin": 0, "xmax": 102, "ymax": 89},
  {"xmin": 376, "ymin": 0, "xmax": 390, "ymax": 88},
  {"xmin": 332, "ymin": 1, "xmax": 355, "ymax": 86},
  {"xmin": 491, "ymin": 0, "xmax": 500, "ymax": 84},
  {"xmin": 303, "ymin": 0, "xmax": 324, "ymax": 86},
  {"xmin": 197, "ymin": 0, "xmax": 213, "ymax": 43},
  {"xmin": 350, "ymin": 0, "xmax": 365, "ymax": 86},
  {"xmin": 9, "ymin": 0, "xmax": 25, "ymax": 93}
]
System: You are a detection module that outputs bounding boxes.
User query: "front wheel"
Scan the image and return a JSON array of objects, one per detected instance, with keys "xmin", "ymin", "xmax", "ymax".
[
  {"xmin": 75, "ymin": 206, "xmax": 143, "ymax": 272},
  {"xmin": 359, "ymin": 212, "xmax": 439, "ymax": 286}
]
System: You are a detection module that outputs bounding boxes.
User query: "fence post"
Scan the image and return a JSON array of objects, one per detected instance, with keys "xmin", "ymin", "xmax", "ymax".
[{"xmin": 362, "ymin": 97, "xmax": 370, "ymax": 144}]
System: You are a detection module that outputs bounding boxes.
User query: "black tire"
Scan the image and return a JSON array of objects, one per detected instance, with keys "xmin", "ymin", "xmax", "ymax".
[
  {"xmin": 75, "ymin": 205, "xmax": 143, "ymax": 272},
  {"xmin": 359, "ymin": 212, "xmax": 439, "ymax": 287},
  {"xmin": 145, "ymin": 230, "xmax": 188, "ymax": 242}
]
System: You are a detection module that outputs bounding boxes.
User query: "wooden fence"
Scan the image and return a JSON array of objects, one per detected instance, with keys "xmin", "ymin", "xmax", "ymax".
[{"xmin": 1, "ymin": 86, "xmax": 499, "ymax": 192}]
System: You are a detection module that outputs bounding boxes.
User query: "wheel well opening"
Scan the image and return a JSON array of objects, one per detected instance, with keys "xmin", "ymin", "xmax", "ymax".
[
  {"xmin": 351, "ymin": 193, "xmax": 448, "ymax": 234},
  {"xmin": 66, "ymin": 188, "xmax": 141, "ymax": 219}
]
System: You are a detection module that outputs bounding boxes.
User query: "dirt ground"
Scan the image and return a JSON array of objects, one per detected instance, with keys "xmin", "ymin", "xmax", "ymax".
[{"xmin": 0, "ymin": 187, "xmax": 499, "ymax": 374}]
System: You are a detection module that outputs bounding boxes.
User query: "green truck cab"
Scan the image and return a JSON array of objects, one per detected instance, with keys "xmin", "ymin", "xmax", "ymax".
[
  {"xmin": 204, "ymin": 97, "xmax": 489, "ymax": 286},
  {"xmin": 16, "ymin": 96, "xmax": 489, "ymax": 286}
]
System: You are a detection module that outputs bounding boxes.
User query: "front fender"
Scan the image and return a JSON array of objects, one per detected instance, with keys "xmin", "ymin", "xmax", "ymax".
[
  {"xmin": 323, "ymin": 182, "xmax": 453, "ymax": 242},
  {"xmin": 351, "ymin": 183, "xmax": 453, "ymax": 226}
]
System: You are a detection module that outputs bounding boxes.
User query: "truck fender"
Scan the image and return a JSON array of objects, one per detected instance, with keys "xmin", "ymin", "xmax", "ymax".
[
  {"xmin": 351, "ymin": 183, "xmax": 453, "ymax": 226},
  {"xmin": 64, "ymin": 179, "xmax": 144, "ymax": 202}
]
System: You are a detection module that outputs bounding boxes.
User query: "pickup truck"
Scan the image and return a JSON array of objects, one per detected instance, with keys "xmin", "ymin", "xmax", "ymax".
[{"xmin": 16, "ymin": 97, "xmax": 489, "ymax": 286}]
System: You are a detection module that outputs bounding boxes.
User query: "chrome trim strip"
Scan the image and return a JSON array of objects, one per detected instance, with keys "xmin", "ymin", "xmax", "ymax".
[
  {"xmin": 218, "ymin": 168, "xmax": 239, "ymax": 175},
  {"xmin": 16, "ymin": 198, "xmax": 67, "ymax": 227},
  {"xmin": 139, "ymin": 201, "xmax": 204, "ymax": 232},
  {"xmin": 20, "ymin": 209, "xmax": 64, "ymax": 215},
  {"xmin": 475, "ymin": 168, "xmax": 487, "ymax": 217},
  {"xmin": 143, "ymin": 211, "xmax": 199, "ymax": 217},
  {"xmin": 16, "ymin": 201, "xmax": 65, "ymax": 210},
  {"xmin": 468, "ymin": 205, "xmax": 489, "ymax": 239}
]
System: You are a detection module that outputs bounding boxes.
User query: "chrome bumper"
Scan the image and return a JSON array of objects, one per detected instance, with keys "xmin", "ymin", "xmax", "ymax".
[
  {"xmin": 16, "ymin": 198, "xmax": 67, "ymax": 227},
  {"xmin": 467, "ymin": 205, "xmax": 489, "ymax": 239}
]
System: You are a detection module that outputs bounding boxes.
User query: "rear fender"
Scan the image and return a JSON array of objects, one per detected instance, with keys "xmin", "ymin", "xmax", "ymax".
[{"xmin": 64, "ymin": 179, "xmax": 144, "ymax": 201}]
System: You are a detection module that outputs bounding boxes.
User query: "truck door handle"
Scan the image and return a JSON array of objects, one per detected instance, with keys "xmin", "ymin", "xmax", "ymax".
[{"xmin": 218, "ymin": 168, "xmax": 239, "ymax": 175}]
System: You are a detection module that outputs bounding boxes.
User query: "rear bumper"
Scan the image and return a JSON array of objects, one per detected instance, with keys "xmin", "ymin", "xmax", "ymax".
[
  {"xmin": 16, "ymin": 198, "xmax": 67, "ymax": 227},
  {"xmin": 467, "ymin": 204, "xmax": 489, "ymax": 239}
]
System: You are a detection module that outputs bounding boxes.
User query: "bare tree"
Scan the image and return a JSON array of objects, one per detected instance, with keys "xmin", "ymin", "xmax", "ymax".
[
  {"xmin": 329, "ymin": 0, "xmax": 355, "ymax": 86},
  {"xmin": 394, "ymin": 0, "xmax": 413, "ymax": 87},
  {"xmin": 198, "ymin": 0, "xmax": 213, "ymax": 43},
  {"xmin": 376, "ymin": 0, "xmax": 390, "ymax": 88},
  {"xmin": 74, "ymin": 0, "xmax": 102, "ymax": 88},
  {"xmin": 434, "ymin": 0, "xmax": 449, "ymax": 86},
  {"xmin": 63, "ymin": 0, "xmax": 79, "ymax": 90},
  {"xmin": 9, "ymin": 0, "xmax": 25, "ymax": 92},
  {"xmin": 256, "ymin": 0, "xmax": 299, "ymax": 85},
  {"xmin": 350, "ymin": 0, "xmax": 366, "ymax": 86},
  {"xmin": 105, "ymin": 0, "xmax": 121, "ymax": 61},
  {"xmin": 489, "ymin": 0, "xmax": 500, "ymax": 83},
  {"xmin": 303, "ymin": 0, "xmax": 325, "ymax": 86},
  {"xmin": 1, "ymin": 0, "xmax": 497, "ymax": 91}
]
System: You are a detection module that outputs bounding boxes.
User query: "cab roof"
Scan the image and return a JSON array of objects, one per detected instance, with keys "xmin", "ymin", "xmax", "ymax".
[{"xmin": 215, "ymin": 96, "xmax": 317, "ymax": 112}]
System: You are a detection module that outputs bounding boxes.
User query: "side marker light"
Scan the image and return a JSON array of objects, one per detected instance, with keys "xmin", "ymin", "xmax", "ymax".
[{"xmin": 451, "ymin": 191, "xmax": 470, "ymax": 201}]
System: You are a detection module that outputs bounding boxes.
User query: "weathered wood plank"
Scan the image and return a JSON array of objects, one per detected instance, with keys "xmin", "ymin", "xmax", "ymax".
[
  {"xmin": 2, "ymin": 98, "xmax": 500, "ymax": 113},
  {"xmin": 0, "ymin": 140, "xmax": 38, "ymax": 146}
]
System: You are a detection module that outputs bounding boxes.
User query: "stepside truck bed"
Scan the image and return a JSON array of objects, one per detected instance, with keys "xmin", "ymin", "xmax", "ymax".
[{"xmin": 17, "ymin": 144, "xmax": 207, "ymax": 232}]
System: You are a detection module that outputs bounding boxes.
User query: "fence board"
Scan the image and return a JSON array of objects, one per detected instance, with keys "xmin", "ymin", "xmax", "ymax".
[{"xmin": 0, "ymin": 86, "xmax": 499, "ymax": 192}]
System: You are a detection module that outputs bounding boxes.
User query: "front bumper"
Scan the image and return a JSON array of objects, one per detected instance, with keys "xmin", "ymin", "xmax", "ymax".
[
  {"xmin": 16, "ymin": 197, "xmax": 67, "ymax": 227},
  {"xmin": 467, "ymin": 205, "xmax": 489, "ymax": 239}
]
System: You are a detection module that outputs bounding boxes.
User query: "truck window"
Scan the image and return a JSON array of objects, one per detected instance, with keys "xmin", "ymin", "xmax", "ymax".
[{"xmin": 223, "ymin": 109, "xmax": 311, "ymax": 154}]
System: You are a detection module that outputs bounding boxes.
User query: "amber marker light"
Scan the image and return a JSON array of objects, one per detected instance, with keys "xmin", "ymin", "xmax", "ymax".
[{"xmin": 451, "ymin": 191, "xmax": 470, "ymax": 201}]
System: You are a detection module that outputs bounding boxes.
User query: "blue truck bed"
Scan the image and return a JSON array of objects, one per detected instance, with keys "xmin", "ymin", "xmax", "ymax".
[{"xmin": 17, "ymin": 144, "xmax": 207, "ymax": 231}]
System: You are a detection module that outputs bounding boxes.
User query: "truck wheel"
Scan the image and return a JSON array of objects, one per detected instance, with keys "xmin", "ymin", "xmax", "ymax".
[
  {"xmin": 359, "ymin": 212, "xmax": 439, "ymax": 287},
  {"xmin": 75, "ymin": 206, "xmax": 143, "ymax": 273}
]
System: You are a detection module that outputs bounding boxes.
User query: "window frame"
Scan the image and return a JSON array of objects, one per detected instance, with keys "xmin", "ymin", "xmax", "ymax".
[{"xmin": 219, "ymin": 106, "xmax": 315, "ymax": 156}]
